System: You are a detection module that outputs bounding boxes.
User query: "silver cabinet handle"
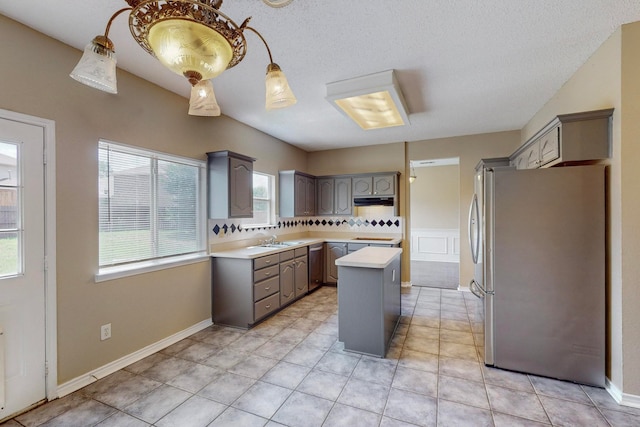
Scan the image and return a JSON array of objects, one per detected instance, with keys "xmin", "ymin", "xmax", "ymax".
[
  {"xmin": 265, "ymin": 260, "xmax": 271, "ymax": 264},
  {"xmin": 265, "ymin": 304, "xmax": 271, "ymax": 309},
  {"xmin": 265, "ymin": 286, "xmax": 271, "ymax": 290},
  {"xmin": 265, "ymin": 272, "xmax": 271, "ymax": 276},
  {"xmin": 392, "ymin": 269, "xmax": 396, "ymax": 282}
]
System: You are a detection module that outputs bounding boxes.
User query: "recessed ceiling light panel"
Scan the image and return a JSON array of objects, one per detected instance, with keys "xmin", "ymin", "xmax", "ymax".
[{"xmin": 326, "ymin": 70, "xmax": 410, "ymax": 130}]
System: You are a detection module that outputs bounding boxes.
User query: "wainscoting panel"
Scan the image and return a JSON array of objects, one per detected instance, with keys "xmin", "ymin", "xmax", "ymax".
[{"xmin": 411, "ymin": 228, "xmax": 460, "ymax": 262}]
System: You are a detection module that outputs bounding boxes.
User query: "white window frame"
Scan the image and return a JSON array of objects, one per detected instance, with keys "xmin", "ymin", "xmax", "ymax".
[
  {"xmin": 96, "ymin": 140, "xmax": 208, "ymax": 282},
  {"xmin": 243, "ymin": 171, "xmax": 276, "ymax": 228}
]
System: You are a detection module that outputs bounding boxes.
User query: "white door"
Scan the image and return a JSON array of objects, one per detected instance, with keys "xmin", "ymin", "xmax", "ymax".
[{"xmin": 0, "ymin": 117, "xmax": 46, "ymax": 419}]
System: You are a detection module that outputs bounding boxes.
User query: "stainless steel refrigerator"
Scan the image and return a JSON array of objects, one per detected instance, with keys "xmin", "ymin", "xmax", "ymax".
[{"xmin": 468, "ymin": 160, "xmax": 605, "ymax": 387}]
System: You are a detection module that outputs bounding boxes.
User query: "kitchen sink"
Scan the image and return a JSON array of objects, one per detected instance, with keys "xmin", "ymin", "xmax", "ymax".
[
  {"xmin": 351, "ymin": 237, "xmax": 395, "ymax": 241},
  {"xmin": 257, "ymin": 241, "xmax": 303, "ymax": 248},
  {"xmin": 259, "ymin": 243, "xmax": 290, "ymax": 248}
]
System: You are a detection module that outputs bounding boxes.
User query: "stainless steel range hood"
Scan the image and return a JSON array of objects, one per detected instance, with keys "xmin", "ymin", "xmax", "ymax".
[{"xmin": 353, "ymin": 196, "xmax": 394, "ymax": 207}]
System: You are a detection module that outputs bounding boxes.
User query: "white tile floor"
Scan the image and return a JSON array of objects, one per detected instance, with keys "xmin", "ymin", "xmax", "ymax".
[{"xmin": 4, "ymin": 286, "xmax": 640, "ymax": 427}]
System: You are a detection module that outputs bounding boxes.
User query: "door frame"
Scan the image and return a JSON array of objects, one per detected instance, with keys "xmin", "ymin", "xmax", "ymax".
[{"xmin": 0, "ymin": 108, "xmax": 57, "ymax": 402}]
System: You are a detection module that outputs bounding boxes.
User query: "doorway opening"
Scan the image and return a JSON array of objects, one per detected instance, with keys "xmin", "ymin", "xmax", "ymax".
[{"xmin": 409, "ymin": 157, "xmax": 460, "ymax": 289}]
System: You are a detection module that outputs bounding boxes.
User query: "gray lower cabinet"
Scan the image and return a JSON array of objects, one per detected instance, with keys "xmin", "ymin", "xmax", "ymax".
[
  {"xmin": 212, "ymin": 253, "xmax": 280, "ymax": 328},
  {"xmin": 279, "ymin": 251, "xmax": 295, "ymax": 306},
  {"xmin": 294, "ymin": 252, "xmax": 309, "ymax": 297},
  {"xmin": 212, "ymin": 248, "xmax": 310, "ymax": 328},
  {"xmin": 324, "ymin": 242, "xmax": 347, "ymax": 284},
  {"xmin": 338, "ymin": 255, "xmax": 401, "ymax": 357},
  {"xmin": 280, "ymin": 248, "xmax": 309, "ymax": 306}
]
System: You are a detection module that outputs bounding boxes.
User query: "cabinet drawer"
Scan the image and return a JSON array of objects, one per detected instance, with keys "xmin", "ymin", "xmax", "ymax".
[
  {"xmin": 254, "ymin": 276, "xmax": 279, "ymax": 301},
  {"xmin": 347, "ymin": 243, "xmax": 368, "ymax": 252},
  {"xmin": 294, "ymin": 247, "xmax": 307, "ymax": 258},
  {"xmin": 254, "ymin": 254, "xmax": 279, "ymax": 270},
  {"xmin": 253, "ymin": 265, "xmax": 279, "ymax": 283},
  {"xmin": 255, "ymin": 292, "xmax": 280, "ymax": 321},
  {"xmin": 280, "ymin": 250, "xmax": 295, "ymax": 261}
]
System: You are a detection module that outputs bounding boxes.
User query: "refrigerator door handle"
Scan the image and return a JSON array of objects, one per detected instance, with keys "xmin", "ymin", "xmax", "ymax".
[
  {"xmin": 470, "ymin": 278, "xmax": 493, "ymax": 298},
  {"xmin": 468, "ymin": 194, "xmax": 480, "ymax": 264},
  {"xmin": 469, "ymin": 279, "xmax": 485, "ymax": 299}
]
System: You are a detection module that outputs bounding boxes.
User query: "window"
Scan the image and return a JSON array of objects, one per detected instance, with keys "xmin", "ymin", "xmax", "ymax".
[
  {"xmin": 250, "ymin": 172, "xmax": 275, "ymax": 226},
  {"xmin": 98, "ymin": 141, "xmax": 206, "ymax": 272},
  {"xmin": 0, "ymin": 141, "xmax": 19, "ymax": 277}
]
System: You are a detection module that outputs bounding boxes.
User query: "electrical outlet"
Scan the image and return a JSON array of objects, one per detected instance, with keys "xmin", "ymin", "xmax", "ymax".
[{"xmin": 101, "ymin": 323, "xmax": 111, "ymax": 341}]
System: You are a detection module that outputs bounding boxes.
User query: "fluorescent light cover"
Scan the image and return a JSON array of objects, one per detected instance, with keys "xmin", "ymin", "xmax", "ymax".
[{"xmin": 326, "ymin": 70, "xmax": 409, "ymax": 130}]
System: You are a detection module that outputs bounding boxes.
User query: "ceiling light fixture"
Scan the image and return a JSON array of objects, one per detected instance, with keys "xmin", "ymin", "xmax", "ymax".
[
  {"xmin": 70, "ymin": 0, "xmax": 296, "ymax": 115},
  {"xmin": 325, "ymin": 70, "xmax": 410, "ymax": 130},
  {"xmin": 262, "ymin": 0, "xmax": 294, "ymax": 8}
]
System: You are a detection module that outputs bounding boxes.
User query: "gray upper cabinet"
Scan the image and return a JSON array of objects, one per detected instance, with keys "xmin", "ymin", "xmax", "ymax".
[
  {"xmin": 353, "ymin": 174, "xmax": 395, "ymax": 196},
  {"xmin": 280, "ymin": 170, "xmax": 316, "ymax": 217},
  {"xmin": 317, "ymin": 178, "xmax": 334, "ymax": 215},
  {"xmin": 334, "ymin": 177, "xmax": 352, "ymax": 215},
  {"xmin": 510, "ymin": 108, "xmax": 613, "ymax": 169},
  {"xmin": 207, "ymin": 151, "xmax": 255, "ymax": 219},
  {"xmin": 317, "ymin": 176, "xmax": 352, "ymax": 216}
]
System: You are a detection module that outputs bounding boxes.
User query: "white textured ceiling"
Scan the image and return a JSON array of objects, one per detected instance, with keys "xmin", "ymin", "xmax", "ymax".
[{"xmin": 1, "ymin": 1, "xmax": 639, "ymax": 152}]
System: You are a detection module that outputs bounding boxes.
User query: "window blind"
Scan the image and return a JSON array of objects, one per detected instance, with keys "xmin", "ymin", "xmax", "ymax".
[{"xmin": 98, "ymin": 141, "xmax": 205, "ymax": 267}]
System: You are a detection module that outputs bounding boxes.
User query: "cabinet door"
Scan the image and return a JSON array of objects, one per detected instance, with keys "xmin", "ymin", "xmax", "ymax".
[
  {"xmin": 305, "ymin": 176, "xmax": 316, "ymax": 216},
  {"xmin": 280, "ymin": 261, "xmax": 295, "ymax": 305},
  {"xmin": 294, "ymin": 174, "xmax": 307, "ymax": 216},
  {"xmin": 512, "ymin": 154, "xmax": 527, "ymax": 170},
  {"xmin": 524, "ymin": 142, "xmax": 540, "ymax": 169},
  {"xmin": 294, "ymin": 256, "xmax": 309, "ymax": 297},
  {"xmin": 229, "ymin": 157, "xmax": 253, "ymax": 217},
  {"xmin": 317, "ymin": 178, "xmax": 334, "ymax": 215},
  {"xmin": 372, "ymin": 175, "xmax": 395, "ymax": 196},
  {"xmin": 324, "ymin": 243, "xmax": 346, "ymax": 284},
  {"xmin": 334, "ymin": 177, "xmax": 352, "ymax": 215},
  {"xmin": 352, "ymin": 176, "xmax": 373, "ymax": 196},
  {"xmin": 539, "ymin": 127, "xmax": 560, "ymax": 167}
]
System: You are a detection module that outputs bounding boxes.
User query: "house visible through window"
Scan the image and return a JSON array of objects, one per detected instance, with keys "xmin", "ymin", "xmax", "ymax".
[
  {"xmin": 251, "ymin": 172, "xmax": 275, "ymax": 226},
  {"xmin": 98, "ymin": 140, "xmax": 206, "ymax": 269}
]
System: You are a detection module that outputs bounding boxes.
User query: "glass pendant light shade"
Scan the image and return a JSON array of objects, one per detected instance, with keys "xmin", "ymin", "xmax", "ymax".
[
  {"xmin": 265, "ymin": 63, "xmax": 297, "ymax": 110},
  {"xmin": 70, "ymin": 36, "xmax": 118, "ymax": 94},
  {"xmin": 148, "ymin": 20, "xmax": 234, "ymax": 81},
  {"xmin": 189, "ymin": 80, "xmax": 221, "ymax": 116}
]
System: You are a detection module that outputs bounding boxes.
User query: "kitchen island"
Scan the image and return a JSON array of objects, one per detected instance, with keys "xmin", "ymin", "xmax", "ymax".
[{"xmin": 335, "ymin": 246, "xmax": 402, "ymax": 357}]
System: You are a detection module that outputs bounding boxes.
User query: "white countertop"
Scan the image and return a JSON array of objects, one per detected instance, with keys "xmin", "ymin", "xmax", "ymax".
[
  {"xmin": 210, "ymin": 237, "xmax": 402, "ymax": 259},
  {"xmin": 335, "ymin": 247, "xmax": 403, "ymax": 269}
]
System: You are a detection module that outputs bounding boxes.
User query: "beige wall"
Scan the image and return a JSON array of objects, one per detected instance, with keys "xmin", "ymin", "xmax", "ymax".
[
  {"xmin": 523, "ymin": 22, "xmax": 640, "ymax": 396},
  {"xmin": 407, "ymin": 132, "xmax": 520, "ymax": 287},
  {"xmin": 0, "ymin": 15, "xmax": 307, "ymax": 383},
  {"xmin": 410, "ymin": 165, "xmax": 459, "ymax": 230}
]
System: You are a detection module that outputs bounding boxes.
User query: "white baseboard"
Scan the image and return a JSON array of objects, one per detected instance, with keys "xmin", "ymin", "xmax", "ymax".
[
  {"xmin": 401, "ymin": 281, "xmax": 412, "ymax": 288},
  {"xmin": 606, "ymin": 378, "xmax": 640, "ymax": 409},
  {"xmin": 57, "ymin": 319, "xmax": 212, "ymax": 398}
]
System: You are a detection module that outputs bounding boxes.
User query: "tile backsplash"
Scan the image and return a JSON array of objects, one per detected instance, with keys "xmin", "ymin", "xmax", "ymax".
[{"xmin": 209, "ymin": 212, "xmax": 402, "ymax": 245}]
